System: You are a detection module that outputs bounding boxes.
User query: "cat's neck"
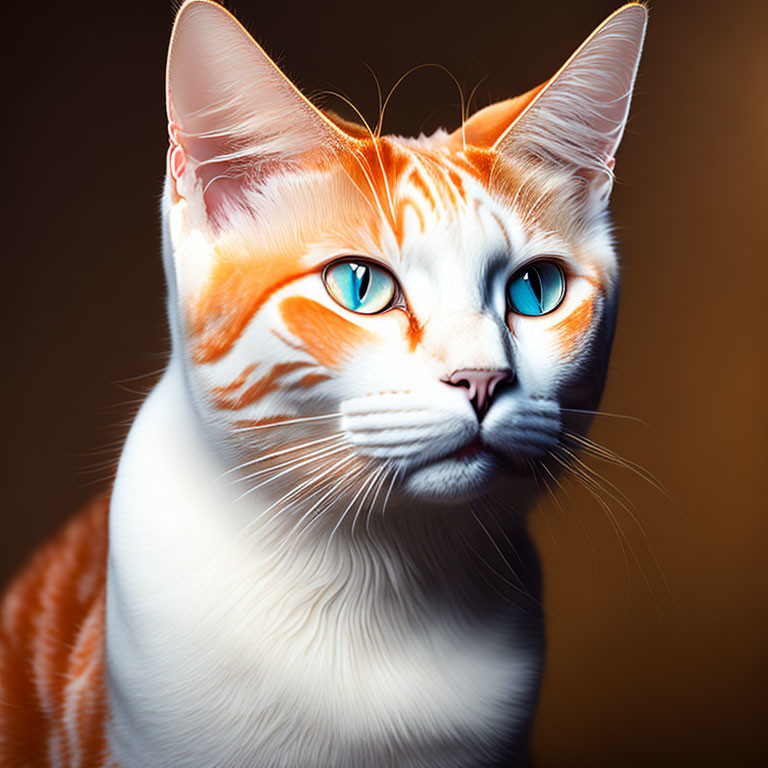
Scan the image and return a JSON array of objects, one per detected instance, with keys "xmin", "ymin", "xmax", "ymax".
[
  {"xmin": 105, "ymin": 360, "xmax": 542, "ymax": 765},
  {"xmin": 110, "ymin": 359, "xmax": 536, "ymax": 603}
]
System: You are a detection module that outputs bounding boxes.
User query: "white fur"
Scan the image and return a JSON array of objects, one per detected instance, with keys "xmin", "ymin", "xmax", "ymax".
[
  {"xmin": 103, "ymin": 3, "xmax": 646, "ymax": 765},
  {"xmin": 105, "ymin": 362, "xmax": 540, "ymax": 767}
]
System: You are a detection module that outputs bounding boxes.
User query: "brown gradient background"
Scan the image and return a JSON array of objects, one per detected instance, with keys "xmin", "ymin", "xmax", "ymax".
[{"xmin": 2, "ymin": 0, "xmax": 766, "ymax": 764}]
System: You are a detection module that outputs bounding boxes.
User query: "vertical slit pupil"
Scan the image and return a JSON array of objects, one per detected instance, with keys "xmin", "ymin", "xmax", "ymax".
[
  {"xmin": 525, "ymin": 268, "xmax": 543, "ymax": 308},
  {"xmin": 353, "ymin": 264, "xmax": 370, "ymax": 302}
]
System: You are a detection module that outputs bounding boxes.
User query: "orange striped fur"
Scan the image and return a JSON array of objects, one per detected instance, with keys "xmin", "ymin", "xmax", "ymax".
[
  {"xmin": 279, "ymin": 297, "xmax": 381, "ymax": 367},
  {"xmin": 0, "ymin": 498, "xmax": 110, "ymax": 766}
]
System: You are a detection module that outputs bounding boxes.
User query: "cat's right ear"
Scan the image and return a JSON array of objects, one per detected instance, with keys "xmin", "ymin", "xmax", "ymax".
[{"xmin": 166, "ymin": 0, "xmax": 347, "ymax": 226}]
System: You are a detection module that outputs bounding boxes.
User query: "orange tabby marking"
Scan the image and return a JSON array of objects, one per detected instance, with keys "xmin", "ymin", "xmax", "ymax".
[
  {"xmin": 295, "ymin": 372, "xmax": 332, "ymax": 388},
  {"xmin": 553, "ymin": 298, "xmax": 594, "ymax": 353},
  {"xmin": 0, "ymin": 497, "xmax": 110, "ymax": 766},
  {"xmin": 190, "ymin": 239, "xmax": 313, "ymax": 364},
  {"xmin": 394, "ymin": 196, "xmax": 426, "ymax": 246},
  {"xmin": 209, "ymin": 363, "xmax": 260, "ymax": 400},
  {"xmin": 279, "ymin": 297, "xmax": 380, "ymax": 366},
  {"xmin": 212, "ymin": 361, "xmax": 314, "ymax": 409},
  {"xmin": 406, "ymin": 168, "xmax": 437, "ymax": 211}
]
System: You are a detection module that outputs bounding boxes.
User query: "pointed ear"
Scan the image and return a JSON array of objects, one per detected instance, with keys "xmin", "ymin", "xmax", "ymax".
[
  {"xmin": 493, "ymin": 3, "xmax": 647, "ymax": 209},
  {"xmin": 166, "ymin": 0, "xmax": 347, "ymax": 224}
]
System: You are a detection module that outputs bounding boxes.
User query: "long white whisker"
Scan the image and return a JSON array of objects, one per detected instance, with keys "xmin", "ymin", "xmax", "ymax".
[
  {"xmin": 327, "ymin": 464, "xmax": 376, "ymax": 545},
  {"xmin": 231, "ymin": 413, "xmax": 343, "ymax": 433},
  {"xmin": 228, "ymin": 444, "xmax": 350, "ymax": 507},
  {"xmin": 365, "ymin": 464, "xmax": 393, "ymax": 535},
  {"xmin": 560, "ymin": 407, "xmax": 647, "ymax": 425},
  {"xmin": 470, "ymin": 504, "xmax": 526, "ymax": 589},
  {"xmin": 291, "ymin": 464, "xmax": 370, "ymax": 551},
  {"xmin": 223, "ymin": 434, "xmax": 345, "ymax": 482},
  {"xmin": 245, "ymin": 454, "xmax": 360, "ymax": 547},
  {"xmin": 277, "ymin": 457, "xmax": 363, "ymax": 552},
  {"xmin": 380, "ymin": 466, "xmax": 400, "ymax": 525},
  {"xmin": 351, "ymin": 464, "xmax": 388, "ymax": 537},
  {"xmin": 461, "ymin": 507, "xmax": 543, "ymax": 611}
]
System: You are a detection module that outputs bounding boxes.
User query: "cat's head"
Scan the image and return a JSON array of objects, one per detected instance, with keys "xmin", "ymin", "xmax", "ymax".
[{"xmin": 162, "ymin": 0, "xmax": 646, "ymax": 508}]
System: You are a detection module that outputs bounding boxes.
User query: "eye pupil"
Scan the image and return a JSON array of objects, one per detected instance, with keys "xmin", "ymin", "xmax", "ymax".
[
  {"xmin": 354, "ymin": 265, "xmax": 371, "ymax": 303},
  {"xmin": 523, "ymin": 269, "xmax": 543, "ymax": 308}
]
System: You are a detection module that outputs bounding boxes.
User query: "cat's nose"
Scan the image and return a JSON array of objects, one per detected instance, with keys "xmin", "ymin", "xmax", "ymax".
[{"xmin": 444, "ymin": 368, "xmax": 514, "ymax": 419}]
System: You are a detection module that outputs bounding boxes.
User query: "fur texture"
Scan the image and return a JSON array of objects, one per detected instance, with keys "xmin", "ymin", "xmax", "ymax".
[{"xmin": 0, "ymin": 2, "xmax": 647, "ymax": 765}]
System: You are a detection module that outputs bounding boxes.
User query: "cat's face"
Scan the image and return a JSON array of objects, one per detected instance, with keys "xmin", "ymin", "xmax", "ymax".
[{"xmin": 164, "ymin": 1, "xmax": 645, "ymax": 506}]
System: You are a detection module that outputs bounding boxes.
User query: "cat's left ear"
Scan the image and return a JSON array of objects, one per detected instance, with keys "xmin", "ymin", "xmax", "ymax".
[
  {"xmin": 456, "ymin": 3, "xmax": 647, "ymax": 209},
  {"xmin": 166, "ymin": 0, "xmax": 348, "ymax": 224}
]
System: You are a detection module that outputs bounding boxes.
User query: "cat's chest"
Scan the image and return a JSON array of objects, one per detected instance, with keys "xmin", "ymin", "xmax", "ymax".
[
  {"xmin": 104, "ymin": 374, "xmax": 541, "ymax": 766},
  {"xmin": 106, "ymin": 560, "xmax": 537, "ymax": 768}
]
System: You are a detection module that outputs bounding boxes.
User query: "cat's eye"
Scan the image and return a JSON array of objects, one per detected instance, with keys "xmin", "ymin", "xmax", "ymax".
[
  {"xmin": 323, "ymin": 260, "xmax": 397, "ymax": 314},
  {"xmin": 507, "ymin": 260, "xmax": 566, "ymax": 316}
]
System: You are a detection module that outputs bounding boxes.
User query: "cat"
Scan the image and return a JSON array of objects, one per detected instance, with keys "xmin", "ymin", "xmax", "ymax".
[{"xmin": 0, "ymin": 1, "xmax": 647, "ymax": 765}]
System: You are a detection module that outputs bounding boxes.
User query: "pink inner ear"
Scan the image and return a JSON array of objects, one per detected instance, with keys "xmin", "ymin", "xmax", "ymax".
[
  {"xmin": 167, "ymin": 113, "xmax": 255, "ymax": 223},
  {"xmin": 170, "ymin": 133, "xmax": 186, "ymax": 181},
  {"xmin": 448, "ymin": 84, "xmax": 547, "ymax": 149},
  {"xmin": 196, "ymin": 161, "xmax": 251, "ymax": 223}
]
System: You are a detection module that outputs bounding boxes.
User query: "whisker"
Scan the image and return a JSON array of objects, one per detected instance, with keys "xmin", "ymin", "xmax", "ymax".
[
  {"xmin": 380, "ymin": 466, "xmax": 400, "ymax": 525},
  {"xmin": 469, "ymin": 504, "xmax": 526, "ymax": 589},
  {"xmin": 231, "ymin": 413, "xmax": 343, "ymax": 433},
  {"xmin": 527, "ymin": 459, "xmax": 562, "ymax": 554},
  {"xmin": 559, "ymin": 446, "xmax": 640, "ymax": 518},
  {"xmin": 222, "ymin": 455, "xmax": 363, "ymax": 573},
  {"xmin": 558, "ymin": 445, "xmax": 675, "ymax": 610},
  {"xmin": 221, "ymin": 433, "xmax": 345, "ymax": 481},
  {"xmin": 365, "ymin": 464, "xmax": 394, "ymax": 535},
  {"xmin": 316, "ymin": 88, "xmax": 397, "ymax": 225},
  {"xmin": 560, "ymin": 407, "xmax": 648, "ymax": 425},
  {"xmin": 562, "ymin": 431, "xmax": 669, "ymax": 499},
  {"xmin": 350, "ymin": 464, "xmax": 388, "ymax": 538},
  {"xmin": 247, "ymin": 454, "xmax": 361, "ymax": 549},
  {"xmin": 538, "ymin": 459, "xmax": 599, "ymax": 572},
  {"xmin": 461, "ymin": 508, "xmax": 543, "ymax": 614},
  {"xmin": 465, "ymin": 71, "xmax": 493, "ymax": 115},
  {"xmin": 327, "ymin": 463, "xmax": 377, "ymax": 545},
  {"xmin": 551, "ymin": 450, "xmax": 637, "ymax": 608},
  {"xmin": 475, "ymin": 493, "xmax": 532, "ymax": 580},
  {"xmin": 552, "ymin": 450, "xmax": 668, "ymax": 618},
  {"xmin": 355, "ymin": 58, "xmax": 383, "ymax": 131},
  {"xmin": 227, "ymin": 443, "xmax": 350, "ymax": 507},
  {"xmin": 235, "ymin": 456, "xmax": 341, "ymax": 539},
  {"xmin": 291, "ymin": 463, "xmax": 370, "ymax": 551},
  {"xmin": 377, "ymin": 63, "xmax": 467, "ymax": 150}
]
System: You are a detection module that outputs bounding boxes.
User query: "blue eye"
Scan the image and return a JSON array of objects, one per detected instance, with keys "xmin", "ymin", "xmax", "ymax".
[
  {"xmin": 323, "ymin": 260, "xmax": 397, "ymax": 314},
  {"xmin": 507, "ymin": 261, "xmax": 566, "ymax": 316}
]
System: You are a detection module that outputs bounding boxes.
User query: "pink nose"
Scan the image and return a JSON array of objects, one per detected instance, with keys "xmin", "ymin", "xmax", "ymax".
[{"xmin": 445, "ymin": 369, "xmax": 513, "ymax": 415}]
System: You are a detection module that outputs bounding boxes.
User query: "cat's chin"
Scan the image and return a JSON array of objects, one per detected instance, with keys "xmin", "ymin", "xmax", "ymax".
[{"xmin": 400, "ymin": 451, "xmax": 500, "ymax": 504}]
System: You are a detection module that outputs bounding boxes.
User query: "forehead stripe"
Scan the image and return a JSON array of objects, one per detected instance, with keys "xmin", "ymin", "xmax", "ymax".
[{"xmin": 394, "ymin": 196, "xmax": 426, "ymax": 246}]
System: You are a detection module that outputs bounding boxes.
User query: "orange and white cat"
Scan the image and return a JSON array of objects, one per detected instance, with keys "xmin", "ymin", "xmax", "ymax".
[{"xmin": 0, "ymin": 1, "xmax": 647, "ymax": 765}]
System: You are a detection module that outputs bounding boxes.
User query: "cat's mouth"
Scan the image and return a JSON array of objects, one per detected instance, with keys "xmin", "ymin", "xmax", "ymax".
[
  {"xmin": 398, "ymin": 415, "xmax": 560, "ymax": 502},
  {"xmin": 341, "ymin": 393, "xmax": 562, "ymax": 501},
  {"xmin": 454, "ymin": 436, "xmax": 484, "ymax": 460},
  {"xmin": 398, "ymin": 440, "xmax": 499, "ymax": 502}
]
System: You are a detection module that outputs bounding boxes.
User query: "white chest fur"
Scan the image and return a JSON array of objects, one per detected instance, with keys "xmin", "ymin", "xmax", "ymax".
[{"xmin": 105, "ymin": 364, "xmax": 541, "ymax": 767}]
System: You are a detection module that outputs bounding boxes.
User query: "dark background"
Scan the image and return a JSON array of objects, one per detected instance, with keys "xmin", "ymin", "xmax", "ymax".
[{"xmin": 2, "ymin": 0, "xmax": 766, "ymax": 764}]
